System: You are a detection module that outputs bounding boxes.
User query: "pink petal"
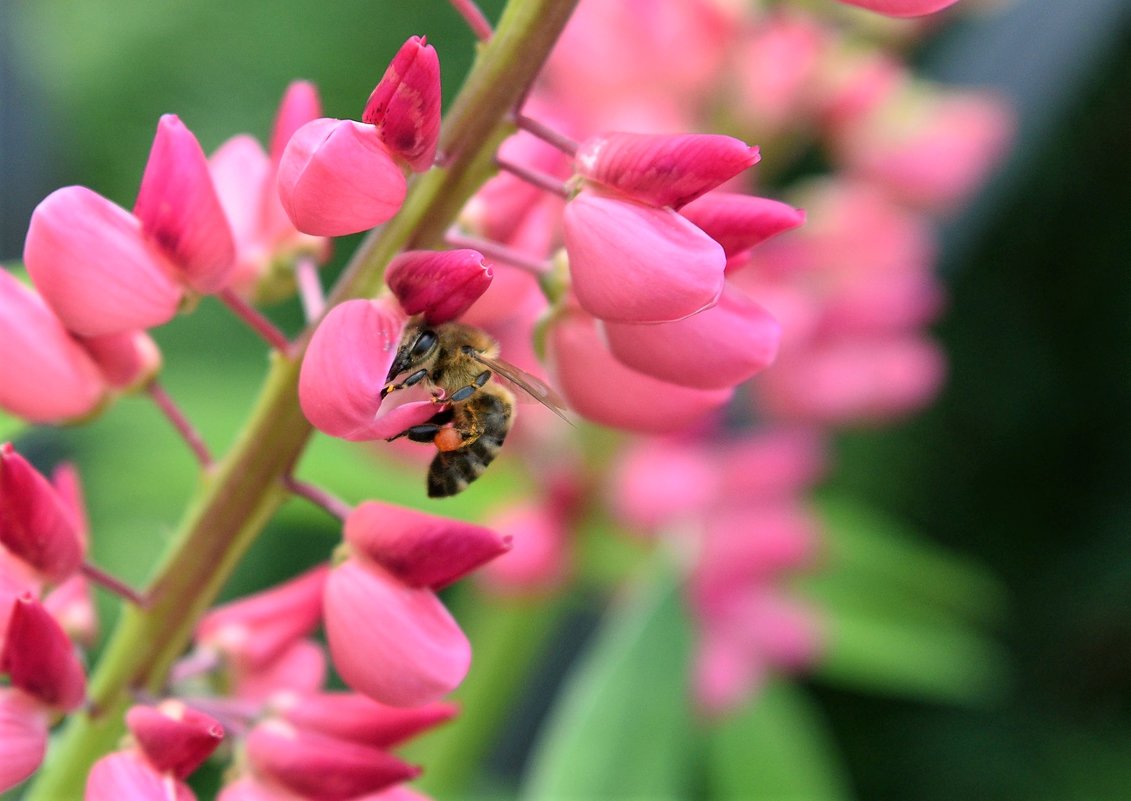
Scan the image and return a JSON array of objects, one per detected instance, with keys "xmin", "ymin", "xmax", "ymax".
[
  {"xmin": 277, "ymin": 118, "xmax": 407, "ymax": 237},
  {"xmin": 324, "ymin": 559, "xmax": 471, "ymax": 707},
  {"xmin": 575, "ymin": 132, "xmax": 759, "ymax": 209},
  {"xmin": 476, "ymin": 503, "xmax": 569, "ymax": 595},
  {"xmin": 362, "ymin": 36, "xmax": 442, "ymax": 172},
  {"xmin": 547, "ymin": 309, "xmax": 732, "ymax": 433},
  {"xmin": 196, "ymin": 565, "xmax": 328, "ymax": 672},
  {"xmin": 298, "ymin": 299, "xmax": 438, "ymax": 441},
  {"xmin": 218, "ymin": 776, "xmax": 298, "ymax": 801},
  {"xmin": 0, "ymin": 443, "xmax": 85, "ymax": 582},
  {"xmin": 43, "ymin": 574, "xmax": 98, "ymax": 647},
  {"xmin": 79, "ymin": 330, "xmax": 163, "ymax": 390},
  {"xmin": 678, "ymin": 192, "xmax": 806, "ymax": 263},
  {"xmin": 246, "ymin": 721, "xmax": 419, "ymax": 801},
  {"xmin": 1, "ymin": 593, "xmax": 86, "ymax": 711},
  {"xmin": 85, "ymin": 751, "xmax": 197, "ymax": 801},
  {"xmin": 24, "ymin": 186, "xmax": 183, "ymax": 336},
  {"xmin": 833, "ymin": 0, "xmax": 959, "ymax": 16},
  {"xmin": 345, "ymin": 500, "xmax": 511, "ymax": 590},
  {"xmin": 126, "ymin": 702, "xmax": 225, "ymax": 780},
  {"xmin": 275, "ymin": 692, "xmax": 457, "ymax": 748},
  {"xmin": 232, "ymin": 639, "xmax": 327, "ymax": 702},
  {"xmin": 134, "ymin": 115, "xmax": 236, "ymax": 293},
  {"xmin": 563, "ymin": 191, "xmax": 726, "ymax": 323},
  {"xmin": 0, "ymin": 689, "xmax": 48, "ymax": 793},
  {"xmin": 270, "ymin": 81, "xmax": 324, "ymax": 165},
  {"xmin": 209, "ymin": 135, "xmax": 273, "ymax": 263},
  {"xmin": 602, "ymin": 285, "xmax": 780, "ymax": 389},
  {"xmin": 0, "ymin": 269, "xmax": 105, "ymax": 422},
  {"xmin": 386, "ymin": 249, "xmax": 492, "ymax": 325},
  {"xmin": 611, "ymin": 439, "xmax": 718, "ymax": 531}
]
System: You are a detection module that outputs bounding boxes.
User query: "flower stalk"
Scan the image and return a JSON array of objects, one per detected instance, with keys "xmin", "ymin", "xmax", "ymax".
[{"xmin": 22, "ymin": 2, "xmax": 579, "ymax": 797}]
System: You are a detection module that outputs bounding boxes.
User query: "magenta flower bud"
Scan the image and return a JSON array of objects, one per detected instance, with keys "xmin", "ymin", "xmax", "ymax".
[
  {"xmin": 0, "ymin": 443, "xmax": 84, "ymax": 583},
  {"xmin": 246, "ymin": 720, "xmax": 420, "ymax": 801},
  {"xmin": 345, "ymin": 501, "xmax": 511, "ymax": 590},
  {"xmin": 270, "ymin": 81, "xmax": 323, "ymax": 165},
  {"xmin": 24, "ymin": 186, "xmax": 183, "ymax": 336},
  {"xmin": 134, "ymin": 114, "xmax": 236, "ymax": 294},
  {"xmin": 602, "ymin": 286, "xmax": 780, "ymax": 389},
  {"xmin": 679, "ymin": 192, "xmax": 806, "ymax": 266},
  {"xmin": 195, "ymin": 565, "xmax": 328, "ymax": 672},
  {"xmin": 79, "ymin": 330, "xmax": 162, "ymax": 390},
  {"xmin": 563, "ymin": 190, "xmax": 725, "ymax": 323},
  {"xmin": 274, "ymin": 691, "xmax": 457, "ymax": 748},
  {"xmin": 85, "ymin": 751, "xmax": 196, "ymax": 801},
  {"xmin": 277, "ymin": 118, "xmax": 407, "ymax": 237},
  {"xmin": 1, "ymin": 593, "xmax": 86, "ymax": 711},
  {"xmin": 548, "ymin": 310, "xmax": 733, "ymax": 433},
  {"xmin": 833, "ymin": 0, "xmax": 958, "ymax": 16},
  {"xmin": 125, "ymin": 701, "xmax": 225, "ymax": 780},
  {"xmin": 298, "ymin": 299, "xmax": 438, "ymax": 441},
  {"xmin": 0, "ymin": 689, "xmax": 49, "ymax": 793},
  {"xmin": 0, "ymin": 269, "xmax": 106, "ymax": 422},
  {"xmin": 386, "ymin": 249, "xmax": 493, "ymax": 325},
  {"xmin": 324, "ymin": 559, "xmax": 470, "ymax": 707},
  {"xmin": 362, "ymin": 36, "xmax": 442, "ymax": 172},
  {"xmin": 574, "ymin": 132, "xmax": 759, "ymax": 209}
]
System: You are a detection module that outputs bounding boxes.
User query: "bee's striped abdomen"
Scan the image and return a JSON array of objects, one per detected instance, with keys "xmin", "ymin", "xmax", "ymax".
[{"xmin": 427, "ymin": 388, "xmax": 513, "ymax": 497}]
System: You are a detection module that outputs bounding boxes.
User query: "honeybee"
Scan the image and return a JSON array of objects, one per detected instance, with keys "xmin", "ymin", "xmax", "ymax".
[{"xmin": 382, "ymin": 319, "xmax": 569, "ymax": 497}]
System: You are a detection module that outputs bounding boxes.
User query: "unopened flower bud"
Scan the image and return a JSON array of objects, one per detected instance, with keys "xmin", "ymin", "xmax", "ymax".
[
  {"xmin": 345, "ymin": 501, "xmax": 511, "ymax": 590},
  {"xmin": 125, "ymin": 701, "xmax": 224, "ymax": 780},
  {"xmin": 575, "ymin": 132, "xmax": 759, "ymax": 209},
  {"xmin": 678, "ymin": 192, "xmax": 805, "ymax": 268},
  {"xmin": 386, "ymin": 249, "xmax": 492, "ymax": 325},
  {"xmin": 362, "ymin": 36, "xmax": 442, "ymax": 172},
  {"xmin": 1, "ymin": 593, "xmax": 86, "ymax": 711},
  {"xmin": 0, "ymin": 443, "xmax": 84, "ymax": 583}
]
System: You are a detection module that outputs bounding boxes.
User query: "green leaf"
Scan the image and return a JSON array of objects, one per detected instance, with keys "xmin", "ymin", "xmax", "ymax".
[
  {"xmin": 521, "ymin": 562, "xmax": 696, "ymax": 801},
  {"xmin": 707, "ymin": 679, "xmax": 854, "ymax": 801}
]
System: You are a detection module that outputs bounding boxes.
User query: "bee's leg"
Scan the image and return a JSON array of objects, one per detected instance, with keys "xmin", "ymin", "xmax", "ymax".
[
  {"xmin": 380, "ymin": 368, "xmax": 429, "ymax": 399},
  {"xmin": 447, "ymin": 371, "xmax": 492, "ymax": 403},
  {"xmin": 386, "ymin": 408, "xmax": 454, "ymax": 443}
]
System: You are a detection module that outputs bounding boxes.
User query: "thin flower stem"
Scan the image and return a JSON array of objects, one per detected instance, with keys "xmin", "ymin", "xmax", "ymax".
[
  {"xmin": 449, "ymin": 0, "xmax": 493, "ymax": 40},
  {"xmin": 445, "ymin": 231, "xmax": 550, "ymax": 275},
  {"xmin": 283, "ymin": 475, "xmax": 354, "ymax": 521},
  {"xmin": 496, "ymin": 156, "xmax": 571, "ymax": 199},
  {"xmin": 294, "ymin": 256, "xmax": 326, "ymax": 322},
  {"xmin": 514, "ymin": 112, "xmax": 579, "ymax": 155},
  {"xmin": 146, "ymin": 381, "xmax": 213, "ymax": 468},
  {"xmin": 218, "ymin": 288, "xmax": 292, "ymax": 353},
  {"xmin": 81, "ymin": 562, "xmax": 149, "ymax": 608}
]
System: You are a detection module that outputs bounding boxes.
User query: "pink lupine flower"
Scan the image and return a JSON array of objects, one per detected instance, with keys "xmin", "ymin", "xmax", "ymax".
[
  {"xmin": 24, "ymin": 115, "xmax": 235, "ymax": 337},
  {"xmin": 297, "ymin": 299, "xmax": 438, "ymax": 441},
  {"xmin": 231, "ymin": 639, "xmax": 327, "ymax": 703},
  {"xmin": 125, "ymin": 702, "xmax": 225, "ymax": 779},
  {"xmin": 476, "ymin": 502, "xmax": 570, "ymax": 595},
  {"xmin": 196, "ymin": 564, "xmax": 328, "ymax": 673},
  {"xmin": 85, "ymin": 750, "xmax": 196, "ymax": 801},
  {"xmin": 133, "ymin": 115, "xmax": 237, "ymax": 294},
  {"xmin": 277, "ymin": 118, "xmax": 407, "ymax": 237},
  {"xmin": 601, "ymin": 285, "xmax": 780, "ymax": 390},
  {"xmin": 0, "ymin": 443, "xmax": 84, "ymax": 583},
  {"xmin": 678, "ymin": 192, "xmax": 806, "ymax": 271},
  {"xmin": 385, "ymin": 250, "xmax": 493, "ymax": 325},
  {"xmin": 574, "ymin": 133, "xmax": 759, "ymax": 209},
  {"xmin": 246, "ymin": 720, "xmax": 420, "ymax": 801},
  {"xmin": 43, "ymin": 575, "xmax": 98, "ymax": 647},
  {"xmin": 547, "ymin": 309, "xmax": 732, "ymax": 433},
  {"xmin": 324, "ymin": 558, "xmax": 470, "ymax": 707},
  {"xmin": 210, "ymin": 82, "xmax": 329, "ymax": 298},
  {"xmin": 833, "ymin": 0, "xmax": 959, "ymax": 17},
  {"xmin": 217, "ymin": 776, "xmax": 296, "ymax": 801},
  {"xmin": 273, "ymin": 691, "xmax": 457, "ymax": 748},
  {"xmin": 362, "ymin": 36, "xmax": 442, "ymax": 173},
  {"xmin": 0, "ymin": 269, "xmax": 106, "ymax": 422},
  {"xmin": 1, "ymin": 593, "xmax": 86, "ymax": 711},
  {"xmin": 345, "ymin": 501, "xmax": 511, "ymax": 590},
  {"xmin": 611, "ymin": 439, "xmax": 717, "ymax": 532},
  {"xmin": 0, "ymin": 689, "xmax": 49, "ymax": 793},
  {"xmin": 714, "ymin": 428, "xmax": 827, "ymax": 502},
  {"xmin": 79, "ymin": 330, "xmax": 162, "ymax": 391},
  {"xmin": 562, "ymin": 189, "xmax": 725, "ymax": 323}
]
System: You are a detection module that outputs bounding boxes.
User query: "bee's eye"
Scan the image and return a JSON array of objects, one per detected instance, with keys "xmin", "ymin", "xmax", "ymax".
[{"xmin": 411, "ymin": 330, "xmax": 437, "ymax": 358}]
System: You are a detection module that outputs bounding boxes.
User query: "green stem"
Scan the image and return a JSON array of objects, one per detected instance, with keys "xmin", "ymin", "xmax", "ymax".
[{"xmin": 24, "ymin": 2, "xmax": 578, "ymax": 798}]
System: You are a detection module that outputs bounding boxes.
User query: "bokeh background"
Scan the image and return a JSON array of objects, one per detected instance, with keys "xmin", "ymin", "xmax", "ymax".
[{"xmin": 2, "ymin": 0, "xmax": 1131, "ymax": 798}]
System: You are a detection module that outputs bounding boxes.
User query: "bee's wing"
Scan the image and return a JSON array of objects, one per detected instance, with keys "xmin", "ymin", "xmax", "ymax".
[{"xmin": 468, "ymin": 352, "xmax": 574, "ymax": 426}]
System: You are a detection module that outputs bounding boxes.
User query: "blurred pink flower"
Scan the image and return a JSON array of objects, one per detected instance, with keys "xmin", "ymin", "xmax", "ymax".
[
  {"xmin": 833, "ymin": 0, "xmax": 959, "ymax": 17},
  {"xmin": 476, "ymin": 502, "xmax": 570, "ymax": 595},
  {"xmin": 85, "ymin": 750, "xmax": 196, "ymax": 801},
  {"xmin": 273, "ymin": 692, "xmax": 457, "ymax": 749},
  {"xmin": 0, "ymin": 689, "xmax": 49, "ymax": 794}
]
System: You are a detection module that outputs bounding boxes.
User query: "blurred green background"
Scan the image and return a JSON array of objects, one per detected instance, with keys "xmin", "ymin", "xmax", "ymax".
[{"xmin": 3, "ymin": 0, "xmax": 1131, "ymax": 799}]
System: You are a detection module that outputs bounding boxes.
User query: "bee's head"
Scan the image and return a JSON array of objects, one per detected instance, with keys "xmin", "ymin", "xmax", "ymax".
[{"xmin": 386, "ymin": 323, "xmax": 439, "ymax": 382}]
